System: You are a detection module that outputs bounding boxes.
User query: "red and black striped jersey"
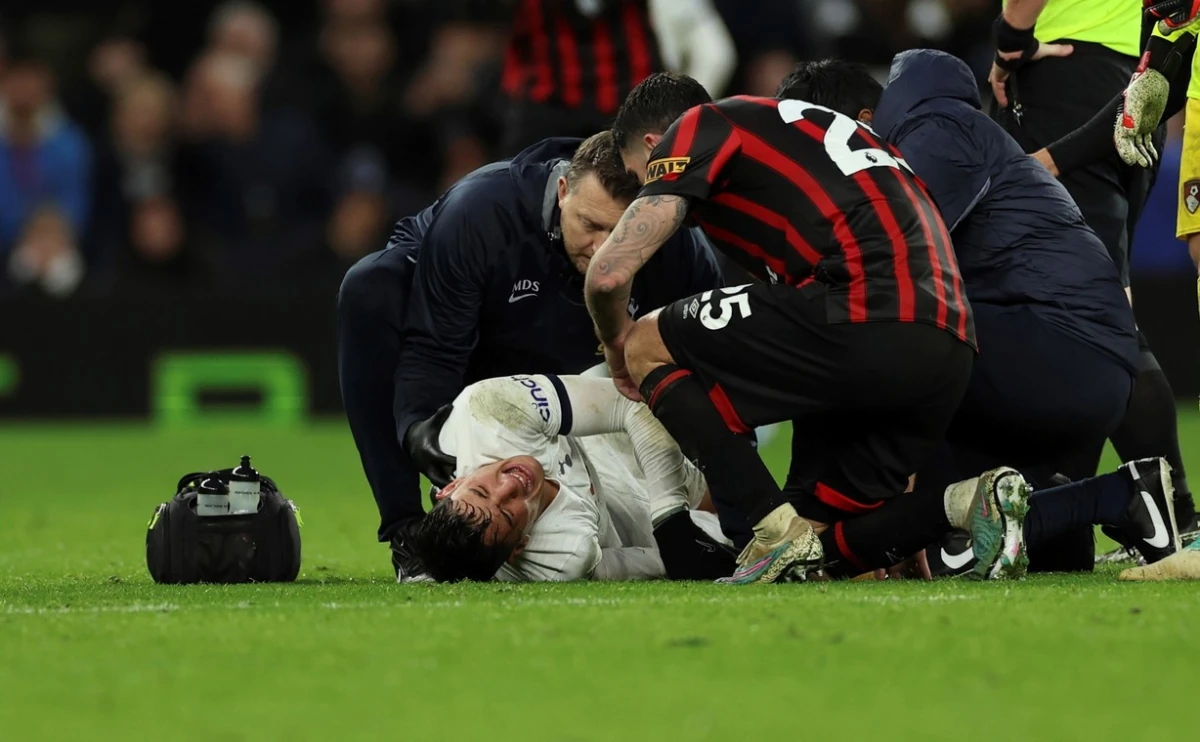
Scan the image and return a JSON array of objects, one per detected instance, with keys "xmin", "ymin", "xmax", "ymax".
[
  {"xmin": 638, "ymin": 96, "xmax": 975, "ymax": 347},
  {"xmin": 502, "ymin": 0, "xmax": 663, "ymax": 116}
]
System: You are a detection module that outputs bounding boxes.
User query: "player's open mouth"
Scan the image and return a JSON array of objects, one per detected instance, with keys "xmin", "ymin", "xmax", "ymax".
[{"xmin": 503, "ymin": 464, "xmax": 536, "ymax": 495}]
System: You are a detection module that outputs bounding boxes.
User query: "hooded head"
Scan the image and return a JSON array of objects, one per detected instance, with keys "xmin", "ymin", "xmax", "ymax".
[{"xmin": 872, "ymin": 49, "xmax": 981, "ymax": 139}]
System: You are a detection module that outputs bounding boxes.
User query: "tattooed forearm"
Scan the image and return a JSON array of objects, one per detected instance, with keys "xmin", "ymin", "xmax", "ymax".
[
  {"xmin": 585, "ymin": 267, "xmax": 634, "ymax": 344},
  {"xmin": 585, "ymin": 194, "xmax": 689, "ymax": 344},
  {"xmin": 607, "ymin": 195, "xmax": 688, "ymax": 256},
  {"xmin": 591, "ymin": 195, "xmax": 689, "ymax": 285}
]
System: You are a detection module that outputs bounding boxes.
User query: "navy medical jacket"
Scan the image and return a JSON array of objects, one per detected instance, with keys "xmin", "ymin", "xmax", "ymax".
[
  {"xmin": 388, "ymin": 138, "xmax": 721, "ymax": 515},
  {"xmin": 874, "ymin": 49, "xmax": 1138, "ymax": 372}
]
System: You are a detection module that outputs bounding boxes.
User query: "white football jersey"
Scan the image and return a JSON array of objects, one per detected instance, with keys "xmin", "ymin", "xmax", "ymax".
[{"xmin": 437, "ymin": 374, "xmax": 720, "ymax": 581}]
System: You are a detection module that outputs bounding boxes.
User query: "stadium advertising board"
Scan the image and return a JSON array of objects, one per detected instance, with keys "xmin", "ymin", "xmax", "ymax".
[{"xmin": 1, "ymin": 276, "xmax": 1197, "ymax": 421}]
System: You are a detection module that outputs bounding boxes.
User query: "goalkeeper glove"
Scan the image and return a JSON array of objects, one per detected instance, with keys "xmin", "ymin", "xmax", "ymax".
[
  {"xmin": 1144, "ymin": 0, "xmax": 1200, "ymax": 32},
  {"xmin": 1114, "ymin": 51, "xmax": 1170, "ymax": 167}
]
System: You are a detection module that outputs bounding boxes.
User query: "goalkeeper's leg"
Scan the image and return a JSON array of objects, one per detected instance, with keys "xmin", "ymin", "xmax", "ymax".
[{"xmin": 1109, "ymin": 334, "xmax": 1195, "ymax": 531}]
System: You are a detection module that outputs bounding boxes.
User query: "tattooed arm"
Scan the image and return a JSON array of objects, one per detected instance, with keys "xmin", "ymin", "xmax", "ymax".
[{"xmin": 585, "ymin": 194, "xmax": 690, "ymax": 344}]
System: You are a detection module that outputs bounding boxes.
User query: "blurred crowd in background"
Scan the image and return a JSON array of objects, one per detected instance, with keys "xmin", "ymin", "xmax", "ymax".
[{"xmin": 0, "ymin": 0, "xmax": 1188, "ymax": 299}]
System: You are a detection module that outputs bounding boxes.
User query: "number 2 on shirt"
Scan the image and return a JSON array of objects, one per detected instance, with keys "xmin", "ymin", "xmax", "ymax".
[{"xmin": 777, "ymin": 99, "xmax": 912, "ymax": 178}]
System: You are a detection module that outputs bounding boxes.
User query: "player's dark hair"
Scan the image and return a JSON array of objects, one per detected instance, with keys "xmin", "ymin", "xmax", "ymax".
[
  {"xmin": 775, "ymin": 59, "xmax": 883, "ymax": 119},
  {"xmin": 411, "ymin": 498, "xmax": 516, "ymax": 583},
  {"xmin": 566, "ymin": 130, "xmax": 641, "ymax": 203},
  {"xmin": 611, "ymin": 72, "xmax": 712, "ymax": 151}
]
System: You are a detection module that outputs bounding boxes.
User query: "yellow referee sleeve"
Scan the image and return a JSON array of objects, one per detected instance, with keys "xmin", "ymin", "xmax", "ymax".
[{"xmin": 1178, "ymin": 99, "xmax": 1200, "ymax": 240}]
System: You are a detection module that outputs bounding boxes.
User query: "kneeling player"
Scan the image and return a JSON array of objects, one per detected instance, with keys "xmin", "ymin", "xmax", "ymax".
[
  {"xmin": 586, "ymin": 71, "xmax": 1037, "ymax": 585},
  {"xmin": 776, "ymin": 53, "xmax": 1182, "ymax": 574},
  {"xmin": 408, "ymin": 374, "xmax": 736, "ymax": 582}
]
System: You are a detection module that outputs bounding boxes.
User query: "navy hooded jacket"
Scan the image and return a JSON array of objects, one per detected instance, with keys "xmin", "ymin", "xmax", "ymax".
[
  {"xmin": 873, "ymin": 50, "xmax": 1138, "ymax": 373},
  {"xmin": 391, "ymin": 137, "xmax": 721, "ymax": 460}
]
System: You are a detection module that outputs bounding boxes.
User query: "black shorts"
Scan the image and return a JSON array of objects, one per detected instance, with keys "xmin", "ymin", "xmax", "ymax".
[
  {"xmin": 935, "ymin": 303, "xmax": 1135, "ymax": 484},
  {"xmin": 657, "ymin": 282, "xmax": 974, "ymax": 524}
]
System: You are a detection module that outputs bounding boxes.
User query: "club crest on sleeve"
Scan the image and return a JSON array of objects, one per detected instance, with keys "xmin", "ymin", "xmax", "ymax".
[
  {"xmin": 646, "ymin": 157, "xmax": 690, "ymax": 183},
  {"xmin": 1184, "ymin": 180, "xmax": 1200, "ymax": 214}
]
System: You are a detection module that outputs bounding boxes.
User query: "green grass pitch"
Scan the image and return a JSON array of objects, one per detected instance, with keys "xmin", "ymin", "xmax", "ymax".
[{"xmin": 2, "ymin": 414, "xmax": 1199, "ymax": 741}]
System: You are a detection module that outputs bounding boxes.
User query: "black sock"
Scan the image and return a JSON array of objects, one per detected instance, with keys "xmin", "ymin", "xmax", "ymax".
[
  {"xmin": 652, "ymin": 510, "xmax": 737, "ymax": 580},
  {"xmin": 640, "ymin": 365, "xmax": 785, "ymax": 526},
  {"xmin": 1111, "ymin": 347, "xmax": 1194, "ymax": 525},
  {"xmin": 1022, "ymin": 470, "xmax": 1123, "ymax": 569},
  {"xmin": 817, "ymin": 488, "xmax": 951, "ymax": 579},
  {"xmin": 1021, "ymin": 472, "xmax": 1126, "ymax": 572},
  {"xmin": 1028, "ymin": 526, "xmax": 1095, "ymax": 573},
  {"xmin": 1025, "ymin": 471, "xmax": 1132, "ymax": 546}
]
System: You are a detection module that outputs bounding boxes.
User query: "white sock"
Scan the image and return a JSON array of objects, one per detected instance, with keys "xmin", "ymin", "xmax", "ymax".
[
  {"xmin": 623, "ymin": 402, "xmax": 691, "ymax": 527},
  {"xmin": 943, "ymin": 477, "xmax": 978, "ymax": 530},
  {"xmin": 753, "ymin": 502, "xmax": 800, "ymax": 543}
]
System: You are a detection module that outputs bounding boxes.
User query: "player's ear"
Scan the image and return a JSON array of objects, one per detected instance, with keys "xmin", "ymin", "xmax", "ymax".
[
  {"xmin": 857, "ymin": 109, "xmax": 874, "ymax": 125},
  {"xmin": 435, "ymin": 479, "xmax": 459, "ymax": 501},
  {"xmin": 557, "ymin": 175, "xmax": 570, "ymax": 205},
  {"xmin": 643, "ymin": 132, "xmax": 661, "ymax": 154},
  {"xmin": 507, "ymin": 534, "xmax": 531, "ymax": 564}
]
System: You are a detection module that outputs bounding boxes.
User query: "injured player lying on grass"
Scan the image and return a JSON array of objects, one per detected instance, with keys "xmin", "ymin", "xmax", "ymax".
[
  {"xmin": 407, "ymin": 373, "xmax": 739, "ymax": 583},
  {"xmin": 407, "ymin": 371, "xmax": 1187, "ymax": 583}
]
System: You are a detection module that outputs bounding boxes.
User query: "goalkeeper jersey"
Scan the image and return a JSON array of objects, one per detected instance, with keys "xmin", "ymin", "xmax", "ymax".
[{"xmin": 1152, "ymin": 23, "xmax": 1200, "ymax": 99}]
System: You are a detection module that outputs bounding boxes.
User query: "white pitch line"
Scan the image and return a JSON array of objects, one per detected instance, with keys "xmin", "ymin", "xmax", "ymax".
[
  {"xmin": 1, "ymin": 591, "xmax": 979, "ymax": 616},
  {"xmin": 3, "ymin": 602, "xmax": 183, "ymax": 615}
]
